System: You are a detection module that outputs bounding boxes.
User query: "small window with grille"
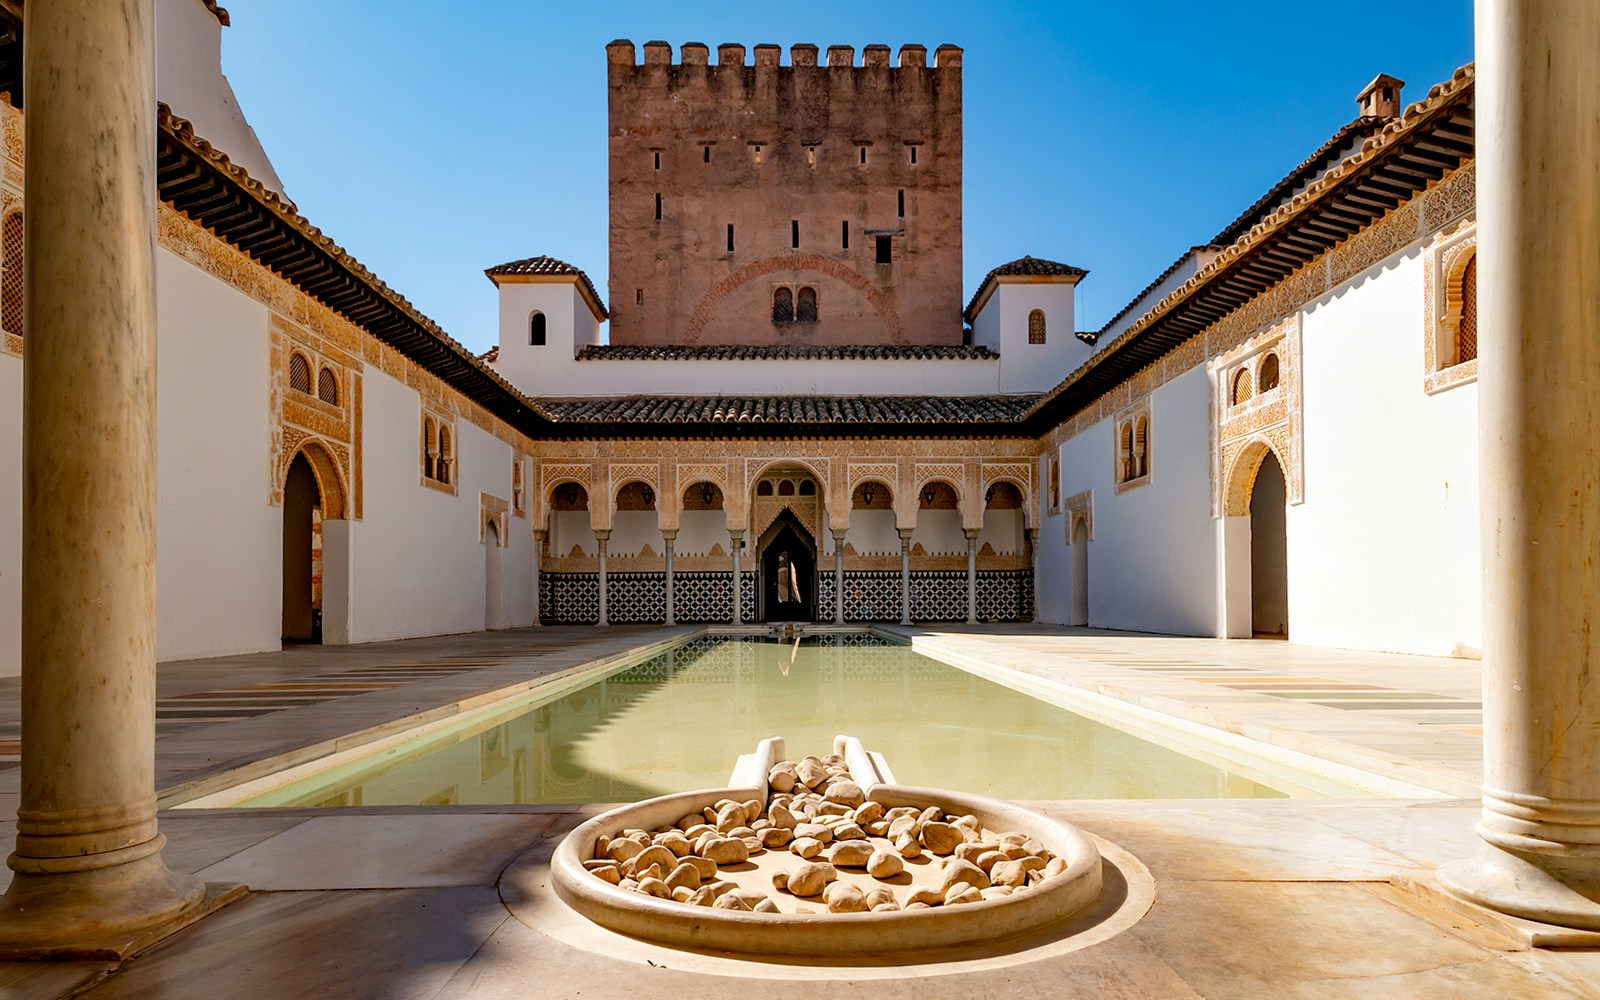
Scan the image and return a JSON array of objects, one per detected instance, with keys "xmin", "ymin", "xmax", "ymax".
[
  {"xmin": 772, "ymin": 287, "xmax": 793, "ymax": 323},
  {"xmin": 796, "ymin": 287, "xmax": 817, "ymax": 323},
  {"xmin": 1028, "ymin": 309, "xmax": 1046, "ymax": 345},
  {"xmin": 289, "ymin": 353, "xmax": 312, "ymax": 395},
  {"xmin": 1231, "ymin": 367, "xmax": 1253, "ymax": 406},
  {"xmin": 1457, "ymin": 256, "xmax": 1478, "ymax": 365},
  {"xmin": 317, "ymin": 367, "xmax": 339, "ymax": 406},
  {"xmin": 1, "ymin": 211, "xmax": 22, "ymax": 337}
]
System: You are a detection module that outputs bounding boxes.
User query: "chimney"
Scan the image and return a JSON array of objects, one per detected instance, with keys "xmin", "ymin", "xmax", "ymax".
[{"xmin": 1356, "ymin": 73, "xmax": 1405, "ymax": 119}]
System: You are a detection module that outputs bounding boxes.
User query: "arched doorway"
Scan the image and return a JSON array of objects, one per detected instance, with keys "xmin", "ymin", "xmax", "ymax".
[
  {"xmin": 1249, "ymin": 452, "xmax": 1288, "ymax": 638},
  {"xmin": 485, "ymin": 520, "xmax": 506, "ymax": 630},
  {"xmin": 282, "ymin": 453, "xmax": 321, "ymax": 643},
  {"xmin": 1070, "ymin": 517, "xmax": 1089, "ymax": 626},
  {"xmin": 758, "ymin": 510, "xmax": 816, "ymax": 622}
]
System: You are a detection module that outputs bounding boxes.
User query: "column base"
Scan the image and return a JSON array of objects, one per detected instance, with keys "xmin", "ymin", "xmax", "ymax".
[
  {"xmin": 1435, "ymin": 843, "xmax": 1600, "ymax": 934},
  {"xmin": 0, "ymin": 853, "xmax": 237, "ymax": 960}
]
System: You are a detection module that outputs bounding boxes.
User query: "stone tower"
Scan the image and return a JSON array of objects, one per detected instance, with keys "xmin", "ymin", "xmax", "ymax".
[{"xmin": 606, "ymin": 40, "xmax": 963, "ymax": 347}]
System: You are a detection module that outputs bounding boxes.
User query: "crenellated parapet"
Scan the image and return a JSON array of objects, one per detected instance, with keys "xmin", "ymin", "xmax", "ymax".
[{"xmin": 605, "ymin": 39, "xmax": 961, "ymax": 70}]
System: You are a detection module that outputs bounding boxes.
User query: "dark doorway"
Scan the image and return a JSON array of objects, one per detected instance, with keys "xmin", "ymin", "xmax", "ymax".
[
  {"xmin": 758, "ymin": 511, "xmax": 815, "ymax": 622},
  {"xmin": 1249, "ymin": 451, "xmax": 1289, "ymax": 638},
  {"xmin": 283, "ymin": 452, "xmax": 322, "ymax": 643}
]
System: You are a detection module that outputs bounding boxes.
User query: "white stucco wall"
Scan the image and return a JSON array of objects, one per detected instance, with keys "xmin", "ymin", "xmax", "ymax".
[
  {"xmin": 969, "ymin": 281, "xmax": 1086, "ymax": 393},
  {"xmin": 0, "ymin": 354, "xmax": 20, "ymax": 675},
  {"xmin": 1289, "ymin": 247, "xmax": 1480, "ymax": 655},
  {"xmin": 156, "ymin": 0, "xmax": 284, "ymax": 196},
  {"xmin": 153, "ymin": 250, "xmax": 283, "ymax": 661},
  {"xmin": 1043, "ymin": 365, "xmax": 1217, "ymax": 635},
  {"xmin": 676, "ymin": 510, "xmax": 728, "ymax": 557},
  {"xmin": 347, "ymin": 369, "xmax": 533, "ymax": 641}
]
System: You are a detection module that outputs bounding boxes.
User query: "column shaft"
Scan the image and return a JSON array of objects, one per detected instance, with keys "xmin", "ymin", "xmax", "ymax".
[
  {"xmin": 832, "ymin": 529, "xmax": 847, "ymax": 625},
  {"xmin": 899, "ymin": 529, "xmax": 913, "ymax": 626},
  {"xmin": 662, "ymin": 531, "xmax": 676, "ymax": 626},
  {"xmin": 0, "ymin": 0, "xmax": 205, "ymax": 948},
  {"xmin": 1437, "ymin": 0, "xmax": 1600, "ymax": 930},
  {"xmin": 966, "ymin": 530, "xmax": 980, "ymax": 625},
  {"xmin": 730, "ymin": 531, "xmax": 744, "ymax": 625},
  {"xmin": 531, "ymin": 529, "xmax": 544, "ymax": 626},
  {"xmin": 595, "ymin": 531, "xmax": 610, "ymax": 627}
]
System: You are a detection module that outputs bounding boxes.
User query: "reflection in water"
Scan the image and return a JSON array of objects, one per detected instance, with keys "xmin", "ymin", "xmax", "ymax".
[{"xmin": 275, "ymin": 636, "xmax": 1289, "ymax": 808}]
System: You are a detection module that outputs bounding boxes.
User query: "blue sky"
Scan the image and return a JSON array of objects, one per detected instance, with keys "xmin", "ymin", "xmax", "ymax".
[{"xmin": 219, "ymin": 1, "xmax": 1473, "ymax": 354}]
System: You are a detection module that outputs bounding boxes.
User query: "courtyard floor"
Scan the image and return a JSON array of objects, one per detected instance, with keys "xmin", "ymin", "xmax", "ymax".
[{"xmin": 0, "ymin": 625, "xmax": 1596, "ymax": 999}]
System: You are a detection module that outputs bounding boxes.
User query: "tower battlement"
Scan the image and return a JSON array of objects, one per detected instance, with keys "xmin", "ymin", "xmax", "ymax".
[
  {"xmin": 605, "ymin": 39, "xmax": 961, "ymax": 70},
  {"xmin": 606, "ymin": 40, "xmax": 964, "ymax": 349}
]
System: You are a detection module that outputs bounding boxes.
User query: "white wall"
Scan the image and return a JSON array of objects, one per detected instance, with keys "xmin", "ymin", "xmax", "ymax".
[
  {"xmin": 676, "ymin": 510, "xmax": 728, "ymax": 557},
  {"xmin": 0, "ymin": 354, "xmax": 19, "ymax": 675},
  {"xmin": 990, "ymin": 282, "xmax": 1087, "ymax": 393},
  {"xmin": 845, "ymin": 510, "xmax": 900, "ymax": 556},
  {"xmin": 346, "ymin": 369, "xmax": 534, "ymax": 641},
  {"xmin": 153, "ymin": 250, "xmax": 283, "ymax": 661},
  {"xmin": 1042, "ymin": 365, "xmax": 1218, "ymax": 635},
  {"xmin": 1289, "ymin": 247, "xmax": 1480, "ymax": 655},
  {"xmin": 156, "ymin": 0, "xmax": 285, "ymax": 196}
]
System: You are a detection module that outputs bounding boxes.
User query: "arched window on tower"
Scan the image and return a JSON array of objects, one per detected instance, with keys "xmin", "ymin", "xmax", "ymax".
[
  {"xmin": 772, "ymin": 287, "xmax": 793, "ymax": 323},
  {"xmin": 1, "ymin": 210, "xmax": 22, "ymax": 337},
  {"xmin": 529, "ymin": 311, "xmax": 546, "ymax": 346},
  {"xmin": 797, "ymin": 286, "xmax": 818, "ymax": 323},
  {"xmin": 1028, "ymin": 309, "xmax": 1046, "ymax": 344},
  {"xmin": 1457, "ymin": 255, "xmax": 1478, "ymax": 365}
]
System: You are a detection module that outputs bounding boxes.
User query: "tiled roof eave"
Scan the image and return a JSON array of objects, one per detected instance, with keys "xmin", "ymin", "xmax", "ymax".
[{"xmin": 1021, "ymin": 63, "xmax": 1477, "ymax": 432}]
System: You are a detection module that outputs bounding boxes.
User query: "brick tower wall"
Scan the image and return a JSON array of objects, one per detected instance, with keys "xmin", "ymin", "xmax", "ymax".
[{"xmin": 606, "ymin": 41, "xmax": 963, "ymax": 346}]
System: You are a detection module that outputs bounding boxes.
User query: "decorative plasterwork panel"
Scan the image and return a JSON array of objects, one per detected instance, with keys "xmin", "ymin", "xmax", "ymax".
[
  {"xmin": 1213, "ymin": 314, "xmax": 1304, "ymax": 517},
  {"xmin": 848, "ymin": 463, "xmax": 900, "ymax": 493},
  {"xmin": 914, "ymin": 463, "xmax": 965, "ymax": 500},
  {"xmin": 752, "ymin": 496, "xmax": 822, "ymax": 545},
  {"xmin": 1111, "ymin": 397, "xmax": 1152, "ymax": 495},
  {"xmin": 1423, "ymin": 218, "xmax": 1479, "ymax": 395},
  {"xmin": 981, "ymin": 462, "xmax": 1032, "ymax": 498},
  {"xmin": 677, "ymin": 463, "xmax": 729, "ymax": 492},
  {"xmin": 480, "ymin": 492, "xmax": 509, "ymax": 547},
  {"xmin": 540, "ymin": 463, "xmax": 594, "ymax": 496},
  {"xmin": 609, "ymin": 463, "xmax": 660, "ymax": 492},
  {"xmin": 1064, "ymin": 490, "xmax": 1094, "ymax": 543},
  {"xmin": 271, "ymin": 316, "xmax": 363, "ymax": 519}
]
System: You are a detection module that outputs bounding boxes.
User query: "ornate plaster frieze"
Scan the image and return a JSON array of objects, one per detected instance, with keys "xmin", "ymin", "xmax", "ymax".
[
  {"xmin": 1423, "ymin": 218, "xmax": 1479, "ymax": 395},
  {"xmin": 1213, "ymin": 314, "xmax": 1304, "ymax": 517}
]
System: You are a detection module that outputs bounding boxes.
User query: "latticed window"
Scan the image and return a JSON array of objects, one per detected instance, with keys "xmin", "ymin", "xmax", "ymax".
[
  {"xmin": 1231, "ymin": 367, "xmax": 1252, "ymax": 406},
  {"xmin": 289, "ymin": 353, "xmax": 312, "ymax": 394},
  {"xmin": 1028, "ymin": 309, "xmax": 1046, "ymax": 344},
  {"xmin": 1120, "ymin": 423, "xmax": 1136, "ymax": 482},
  {"xmin": 796, "ymin": 286, "xmax": 818, "ymax": 323},
  {"xmin": 317, "ymin": 366, "xmax": 339, "ymax": 405},
  {"xmin": 1458, "ymin": 256, "xmax": 1478, "ymax": 364},
  {"xmin": 422, "ymin": 417, "xmax": 438, "ymax": 481},
  {"xmin": 1, "ymin": 211, "xmax": 21, "ymax": 337},
  {"xmin": 772, "ymin": 287, "xmax": 793, "ymax": 323}
]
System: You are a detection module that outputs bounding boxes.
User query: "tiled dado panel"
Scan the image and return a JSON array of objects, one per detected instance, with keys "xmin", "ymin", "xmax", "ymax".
[
  {"xmin": 817, "ymin": 570, "xmax": 1034, "ymax": 623},
  {"xmin": 541, "ymin": 570, "xmax": 1033, "ymax": 624},
  {"xmin": 541, "ymin": 572, "xmax": 757, "ymax": 625}
]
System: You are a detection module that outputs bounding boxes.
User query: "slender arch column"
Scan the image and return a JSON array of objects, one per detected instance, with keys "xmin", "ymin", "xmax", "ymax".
[
  {"xmin": 531, "ymin": 529, "xmax": 545, "ymax": 626},
  {"xmin": 1437, "ymin": 0, "xmax": 1600, "ymax": 931},
  {"xmin": 594, "ymin": 530, "xmax": 610, "ymax": 627},
  {"xmin": 832, "ymin": 528, "xmax": 847, "ymax": 624},
  {"xmin": 965, "ymin": 528, "xmax": 980, "ymax": 624},
  {"xmin": 898, "ymin": 528, "xmax": 914, "ymax": 626},
  {"xmin": 0, "ymin": 0, "xmax": 208, "ymax": 953},
  {"xmin": 661, "ymin": 529, "xmax": 677, "ymax": 626},
  {"xmin": 729, "ymin": 530, "xmax": 745, "ymax": 625}
]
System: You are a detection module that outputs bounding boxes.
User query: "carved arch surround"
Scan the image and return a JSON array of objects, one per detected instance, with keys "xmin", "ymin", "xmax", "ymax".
[
  {"xmin": 1222, "ymin": 436, "xmax": 1291, "ymax": 517},
  {"xmin": 683, "ymin": 253, "xmax": 907, "ymax": 344},
  {"xmin": 284, "ymin": 439, "xmax": 348, "ymax": 520}
]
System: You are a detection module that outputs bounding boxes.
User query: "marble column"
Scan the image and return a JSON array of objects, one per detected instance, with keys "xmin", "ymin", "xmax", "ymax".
[
  {"xmin": 1437, "ymin": 0, "xmax": 1600, "ymax": 931},
  {"xmin": 0, "ymin": 0, "xmax": 207, "ymax": 953},
  {"xmin": 1026, "ymin": 528, "xmax": 1041, "ymax": 622},
  {"xmin": 832, "ymin": 528, "xmax": 848, "ymax": 625},
  {"xmin": 898, "ymin": 529, "xmax": 914, "ymax": 626},
  {"xmin": 729, "ymin": 530, "xmax": 745, "ymax": 625},
  {"xmin": 594, "ymin": 530, "xmax": 610, "ymax": 627},
  {"xmin": 965, "ymin": 529, "xmax": 981, "ymax": 625},
  {"xmin": 531, "ymin": 529, "xmax": 544, "ymax": 626},
  {"xmin": 661, "ymin": 530, "xmax": 676, "ymax": 626}
]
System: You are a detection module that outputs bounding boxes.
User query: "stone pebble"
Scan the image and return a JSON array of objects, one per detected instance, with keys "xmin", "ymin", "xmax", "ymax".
[{"xmin": 587, "ymin": 755, "xmax": 1067, "ymax": 917}]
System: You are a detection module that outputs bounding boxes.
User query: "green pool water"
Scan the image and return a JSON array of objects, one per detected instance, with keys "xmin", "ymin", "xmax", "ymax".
[{"xmin": 239, "ymin": 635, "xmax": 1291, "ymax": 807}]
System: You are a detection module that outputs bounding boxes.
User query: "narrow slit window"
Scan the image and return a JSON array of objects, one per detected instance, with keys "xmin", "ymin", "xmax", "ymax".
[
  {"xmin": 910, "ymin": 146, "xmax": 918, "ymax": 164},
  {"xmin": 876, "ymin": 236, "xmax": 891, "ymax": 265},
  {"xmin": 897, "ymin": 189, "xmax": 905, "ymax": 217},
  {"xmin": 807, "ymin": 146, "xmax": 816, "ymax": 167},
  {"xmin": 635, "ymin": 288, "xmax": 644, "ymax": 306},
  {"xmin": 753, "ymin": 145, "xmax": 762, "ymax": 164},
  {"xmin": 653, "ymin": 151, "xmax": 660, "ymax": 170},
  {"xmin": 703, "ymin": 145, "xmax": 711, "ymax": 163},
  {"xmin": 791, "ymin": 220, "xmax": 799, "ymax": 249},
  {"xmin": 727, "ymin": 224, "xmax": 735, "ymax": 254},
  {"xmin": 654, "ymin": 193, "xmax": 662, "ymax": 221},
  {"xmin": 859, "ymin": 147, "xmax": 867, "ymax": 165},
  {"xmin": 841, "ymin": 221, "xmax": 849, "ymax": 250}
]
